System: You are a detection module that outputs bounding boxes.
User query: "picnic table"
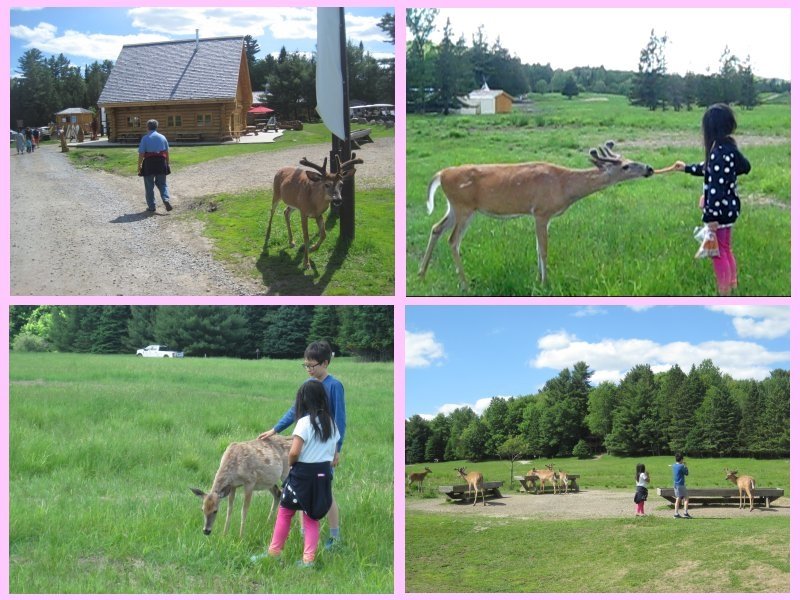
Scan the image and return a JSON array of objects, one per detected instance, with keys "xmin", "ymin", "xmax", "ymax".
[
  {"xmin": 656, "ymin": 487, "xmax": 784, "ymax": 508},
  {"xmin": 350, "ymin": 128, "xmax": 373, "ymax": 149},
  {"xmin": 514, "ymin": 474, "xmax": 580, "ymax": 493},
  {"xmin": 438, "ymin": 481, "xmax": 503, "ymax": 502},
  {"xmin": 245, "ymin": 125, "xmax": 259, "ymax": 136}
]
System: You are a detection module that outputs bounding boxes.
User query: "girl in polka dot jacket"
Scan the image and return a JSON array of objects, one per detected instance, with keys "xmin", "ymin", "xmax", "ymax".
[{"xmin": 674, "ymin": 103, "xmax": 751, "ymax": 295}]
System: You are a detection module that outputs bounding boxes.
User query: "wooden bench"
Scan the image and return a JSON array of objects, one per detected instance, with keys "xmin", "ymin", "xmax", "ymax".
[
  {"xmin": 656, "ymin": 487, "xmax": 784, "ymax": 508},
  {"xmin": 350, "ymin": 127, "xmax": 373, "ymax": 149},
  {"xmin": 116, "ymin": 133, "xmax": 140, "ymax": 144},
  {"xmin": 438, "ymin": 481, "xmax": 503, "ymax": 502},
  {"xmin": 176, "ymin": 133, "xmax": 203, "ymax": 143},
  {"xmin": 514, "ymin": 474, "xmax": 580, "ymax": 493}
]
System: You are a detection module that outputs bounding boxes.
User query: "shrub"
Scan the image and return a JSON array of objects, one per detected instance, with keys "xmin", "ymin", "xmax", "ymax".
[
  {"xmin": 573, "ymin": 439, "xmax": 593, "ymax": 459},
  {"xmin": 13, "ymin": 333, "xmax": 51, "ymax": 353}
]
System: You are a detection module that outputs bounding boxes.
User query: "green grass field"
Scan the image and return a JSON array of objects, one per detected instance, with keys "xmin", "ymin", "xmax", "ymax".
[
  {"xmin": 67, "ymin": 123, "xmax": 395, "ymax": 295},
  {"xmin": 406, "ymin": 94, "xmax": 790, "ymax": 296},
  {"xmin": 405, "ymin": 457, "xmax": 789, "ymax": 592},
  {"xmin": 9, "ymin": 353, "xmax": 393, "ymax": 593}
]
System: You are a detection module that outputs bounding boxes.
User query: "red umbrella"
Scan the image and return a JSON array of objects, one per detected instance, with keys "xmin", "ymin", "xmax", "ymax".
[{"xmin": 248, "ymin": 106, "xmax": 274, "ymax": 114}]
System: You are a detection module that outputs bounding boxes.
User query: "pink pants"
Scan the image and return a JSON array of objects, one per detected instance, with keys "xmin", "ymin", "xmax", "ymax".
[
  {"xmin": 711, "ymin": 227, "xmax": 737, "ymax": 294},
  {"xmin": 636, "ymin": 501, "xmax": 645, "ymax": 515},
  {"xmin": 268, "ymin": 506, "xmax": 320, "ymax": 564}
]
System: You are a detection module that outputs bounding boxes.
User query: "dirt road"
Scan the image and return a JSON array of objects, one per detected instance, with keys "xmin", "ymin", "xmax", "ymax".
[
  {"xmin": 407, "ymin": 488, "xmax": 789, "ymax": 520},
  {"xmin": 9, "ymin": 138, "xmax": 394, "ymax": 296}
]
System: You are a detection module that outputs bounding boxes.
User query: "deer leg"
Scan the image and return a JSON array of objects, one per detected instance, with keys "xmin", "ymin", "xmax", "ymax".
[
  {"xmin": 534, "ymin": 217, "xmax": 550, "ymax": 285},
  {"xmin": 448, "ymin": 211, "xmax": 475, "ymax": 290},
  {"xmin": 223, "ymin": 487, "xmax": 237, "ymax": 535},
  {"xmin": 266, "ymin": 198, "xmax": 281, "ymax": 243},
  {"xmin": 283, "ymin": 206, "xmax": 295, "ymax": 248},
  {"xmin": 300, "ymin": 214, "xmax": 311, "ymax": 269},
  {"xmin": 265, "ymin": 484, "xmax": 281, "ymax": 523},
  {"xmin": 240, "ymin": 487, "xmax": 254, "ymax": 538},
  {"xmin": 419, "ymin": 204, "xmax": 455, "ymax": 278},
  {"xmin": 309, "ymin": 215, "xmax": 325, "ymax": 252}
]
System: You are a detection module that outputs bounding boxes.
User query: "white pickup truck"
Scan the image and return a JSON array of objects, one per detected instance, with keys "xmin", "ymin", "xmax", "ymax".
[{"xmin": 136, "ymin": 345, "xmax": 184, "ymax": 358}]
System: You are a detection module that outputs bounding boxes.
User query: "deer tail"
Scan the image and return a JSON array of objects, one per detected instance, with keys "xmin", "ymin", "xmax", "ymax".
[{"xmin": 426, "ymin": 172, "xmax": 442, "ymax": 215}]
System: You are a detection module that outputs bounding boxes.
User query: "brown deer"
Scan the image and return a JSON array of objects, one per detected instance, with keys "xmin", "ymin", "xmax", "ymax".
[
  {"xmin": 419, "ymin": 142, "xmax": 658, "ymax": 289},
  {"xmin": 267, "ymin": 154, "xmax": 363, "ymax": 270},
  {"xmin": 407, "ymin": 467, "xmax": 433, "ymax": 493},
  {"xmin": 530, "ymin": 465, "xmax": 558, "ymax": 495},
  {"xmin": 455, "ymin": 467, "xmax": 486, "ymax": 506},
  {"xmin": 724, "ymin": 468, "xmax": 756, "ymax": 511},
  {"xmin": 552, "ymin": 466, "xmax": 570, "ymax": 494},
  {"xmin": 190, "ymin": 436, "xmax": 291, "ymax": 536}
]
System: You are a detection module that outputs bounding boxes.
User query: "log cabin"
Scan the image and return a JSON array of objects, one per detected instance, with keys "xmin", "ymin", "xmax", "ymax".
[{"xmin": 98, "ymin": 35, "xmax": 252, "ymax": 143}]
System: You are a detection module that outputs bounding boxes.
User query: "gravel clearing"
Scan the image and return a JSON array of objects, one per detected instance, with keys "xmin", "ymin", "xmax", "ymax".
[
  {"xmin": 407, "ymin": 488, "xmax": 789, "ymax": 520},
  {"xmin": 10, "ymin": 138, "xmax": 394, "ymax": 296}
]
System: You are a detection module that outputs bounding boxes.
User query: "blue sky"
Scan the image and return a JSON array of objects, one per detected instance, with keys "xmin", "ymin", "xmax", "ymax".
[
  {"xmin": 405, "ymin": 305, "xmax": 790, "ymax": 419},
  {"xmin": 10, "ymin": 7, "xmax": 394, "ymax": 76},
  {"xmin": 424, "ymin": 8, "xmax": 791, "ymax": 81}
]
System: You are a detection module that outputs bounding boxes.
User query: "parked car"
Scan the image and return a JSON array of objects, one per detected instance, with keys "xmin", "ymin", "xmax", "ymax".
[{"xmin": 136, "ymin": 345, "xmax": 184, "ymax": 358}]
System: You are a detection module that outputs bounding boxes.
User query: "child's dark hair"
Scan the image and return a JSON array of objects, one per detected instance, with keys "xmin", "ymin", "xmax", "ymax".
[
  {"xmin": 675, "ymin": 452, "xmax": 684, "ymax": 463},
  {"xmin": 294, "ymin": 380, "xmax": 335, "ymax": 442},
  {"xmin": 635, "ymin": 463, "xmax": 646, "ymax": 483},
  {"xmin": 702, "ymin": 103, "xmax": 738, "ymax": 164},
  {"xmin": 304, "ymin": 340, "xmax": 332, "ymax": 365}
]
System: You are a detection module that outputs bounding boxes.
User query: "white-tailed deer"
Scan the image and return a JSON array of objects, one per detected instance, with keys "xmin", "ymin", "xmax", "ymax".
[
  {"xmin": 724, "ymin": 468, "xmax": 756, "ymax": 511},
  {"xmin": 190, "ymin": 436, "xmax": 291, "ymax": 536},
  {"xmin": 552, "ymin": 466, "xmax": 570, "ymax": 494},
  {"xmin": 455, "ymin": 467, "xmax": 485, "ymax": 506},
  {"xmin": 267, "ymin": 154, "xmax": 363, "ymax": 270},
  {"xmin": 407, "ymin": 467, "xmax": 433, "ymax": 493},
  {"xmin": 530, "ymin": 465, "xmax": 558, "ymax": 495},
  {"xmin": 419, "ymin": 142, "xmax": 656, "ymax": 289}
]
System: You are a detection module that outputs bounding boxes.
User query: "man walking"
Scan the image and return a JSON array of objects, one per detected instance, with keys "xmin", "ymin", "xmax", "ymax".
[{"xmin": 137, "ymin": 119, "xmax": 172, "ymax": 213}]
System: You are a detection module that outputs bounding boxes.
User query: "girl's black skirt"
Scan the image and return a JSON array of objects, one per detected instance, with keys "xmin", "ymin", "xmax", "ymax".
[
  {"xmin": 634, "ymin": 485, "xmax": 649, "ymax": 503},
  {"xmin": 280, "ymin": 461, "xmax": 334, "ymax": 521}
]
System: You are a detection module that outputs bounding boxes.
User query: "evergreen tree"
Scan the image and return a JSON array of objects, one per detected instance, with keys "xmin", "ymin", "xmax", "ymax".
[
  {"xmin": 154, "ymin": 306, "xmax": 249, "ymax": 357},
  {"xmin": 126, "ymin": 306, "xmax": 158, "ymax": 350},
  {"xmin": 406, "ymin": 8, "xmax": 439, "ymax": 113},
  {"xmin": 338, "ymin": 306, "xmax": 393, "ymax": 361},
  {"xmin": 91, "ymin": 306, "xmax": 132, "ymax": 354},
  {"xmin": 756, "ymin": 369, "xmax": 789, "ymax": 456},
  {"xmin": 561, "ymin": 75, "xmax": 579, "ymax": 100},
  {"xmin": 261, "ymin": 305, "xmax": 313, "ymax": 358},
  {"xmin": 686, "ymin": 385, "xmax": 740, "ymax": 456},
  {"xmin": 631, "ymin": 29, "xmax": 668, "ymax": 110},
  {"xmin": 668, "ymin": 366, "xmax": 706, "ymax": 453},
  {"xmin": 307, "ymin": 305, "xmax": 341, "ymax": 355},
  {"xmin": 405, "ymin": 415, "xmax": 431, "ymax": 464}
]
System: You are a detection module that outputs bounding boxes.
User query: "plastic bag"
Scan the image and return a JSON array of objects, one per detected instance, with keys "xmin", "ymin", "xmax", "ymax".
[{"xmin": 693, "ymin": 225, "xmax": 720, "ymax": 259}]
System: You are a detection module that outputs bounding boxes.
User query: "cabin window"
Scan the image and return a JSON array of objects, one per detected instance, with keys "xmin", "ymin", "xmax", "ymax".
[
  {"xmin": 196, "ymin": 113, "xmax": 212, "ymax": 127},
  {"xmin": 167, "ymin": 116, "xmax": 182, "ymax": 127},
  {"xmin": 127, "ymin": 116, "xmax": 140, "ymax": 128}
]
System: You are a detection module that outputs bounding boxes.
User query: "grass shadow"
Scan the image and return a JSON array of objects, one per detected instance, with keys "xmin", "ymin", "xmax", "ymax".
[{"xmin": 256, "ymin": 213, "xmax": 351, "ymax": 295}]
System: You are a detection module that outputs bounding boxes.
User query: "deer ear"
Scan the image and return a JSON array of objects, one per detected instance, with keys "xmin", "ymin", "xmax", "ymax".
[
  {"xmin": 190, "ymin": 487, "xmax": 206, "ymax": 497},
  {"xmin": 217, "ymin": 486, "xmax": 231, "ymax": 499},
  {"xmin": 305, "ymin": 171, "xmax": 323, "ymax": 182}
]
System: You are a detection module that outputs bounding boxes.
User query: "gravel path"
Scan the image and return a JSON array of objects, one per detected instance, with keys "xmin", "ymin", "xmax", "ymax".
[
  {"xmin": 9, "ymin": 138, "xmax": 394, "ymax": 296},
  {"xmin": 407, "ymin": 488, "xmax": 789, "ymax": 520}
]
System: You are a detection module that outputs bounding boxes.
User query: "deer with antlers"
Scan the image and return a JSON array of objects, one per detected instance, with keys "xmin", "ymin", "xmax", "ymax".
[
  {"xmin": 419, "ymin": 142, "xmax": 663, "ymax": 290},
  {"xmin": 455, "ymin": 467, "xmax": 486, "ymax": 506},
  {"xmin": 724, "ymin": 468, "xmax": 756, "ymax": 512},
  {"xmin": 190, "ymin": 436, "xmax": 291, "ymax": 537},
  {"xmin": 407, "ymin": 467, "xmax": 433, "ymax": 494},
  {"xmin": 267, "ymin": 153, "xmax": 363, "ymax": 270}
]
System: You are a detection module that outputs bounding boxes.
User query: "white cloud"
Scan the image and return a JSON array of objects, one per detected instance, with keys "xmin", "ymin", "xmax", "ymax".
[
  {"xmin": 424, "ymin": 396, "xmax": 512, "ymax": 418},
  {"xmin": 706, "ymin": 306, "xmax": 790, "ymax": 340},
  {"xmin": 10, "ymin": 22, "xmax": 168, "ymax": 62},
  {"xmin": 405, "ymin": 330, "xmax": 446, "ymax": 368},
  {"xmin": 532, "ymin": 329, "xmax": 788, "ymax": 383},
  {"xmin": 627, "ymin": 306, "xmax": 654, "ymax": 313},
  {"xmin": 572, "ymin": 306, "xmax": 607, "ymax": 318}
]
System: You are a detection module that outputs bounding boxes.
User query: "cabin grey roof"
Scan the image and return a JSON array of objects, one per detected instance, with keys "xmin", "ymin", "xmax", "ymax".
[
  {"xmin": 99, "ymin": 37, "xmax": 244, "ymax": 105},
  {"xmin": 55, "ymin": 107, "xmax": 94, "ymax": 115}
]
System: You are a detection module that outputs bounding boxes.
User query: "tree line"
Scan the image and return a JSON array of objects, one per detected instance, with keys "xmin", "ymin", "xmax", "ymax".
[
  {"xmin": 405, "ymin": 360, "xmax": 789, "ymax": 464},
  {"xmin": 10, "ymin": 305, "xmax": 393, "ymax": 361},
  {"xmin": 406, "ymin": 9, "xmax": 790, "ymax": 113},
  {"xmin": 11, "ymin": 14, "xmax": 395, "ymax": 129}
]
